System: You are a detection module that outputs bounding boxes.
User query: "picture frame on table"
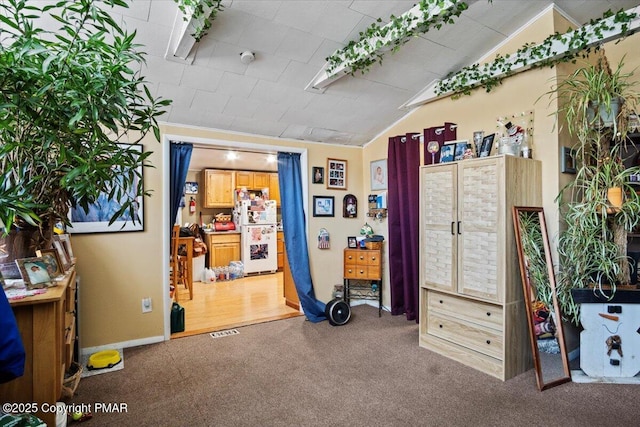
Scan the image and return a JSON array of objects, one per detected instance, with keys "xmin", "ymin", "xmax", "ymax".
[
  {"xmin": 439, "ymin": 143, "xmax": 456, "ymax": 163},
  {"xmin": 479, "ymin": 133, "xmax": 495, "ymax": 158},
  {"xmin": 58, "ymin": 234, "xmax": 74, "ymax": 261},
  {"xmin": 68, "ymin": 143, "xmax": 144, "ymax": 233},
  {"xmin": 15, "ymin": 257, "xmax": 53, "ymax": 289},
  {"xmin": 454, "ymin": 140, "xmax": 469, "ymax": 161},
  {"xmin": 561, "ymin": 146, "xmax": 577, "ymax": 174},
  {"xmin": 313, "ymin": 196, "xmax": 335, "ymax": 217},
  {"xmin": 327, "ymin": 158, "xmax": 347, "ymax": 190},
  {"xmin": 347, "ymin": 236, "xmax": 358, "ymax": 248},
  {"xmin": 52, "ymin": 238, "xmax": 71, "ymax": 271},
  {"xmin": 370, "ymin": 159, "xmax": 387, "ymax": 191},
  {"xmin": 312, "ymin": 167, "xmax": 324, "ymax": 184},
  {"xmin": 35, "ymin": 249, "xmax": 65, "ymax": 279}
]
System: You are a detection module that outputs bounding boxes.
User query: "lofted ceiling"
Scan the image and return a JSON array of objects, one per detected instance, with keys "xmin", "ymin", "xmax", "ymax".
[{"xmin": 74, "ymin": 1, "xmax": 640, "ymax": 148}]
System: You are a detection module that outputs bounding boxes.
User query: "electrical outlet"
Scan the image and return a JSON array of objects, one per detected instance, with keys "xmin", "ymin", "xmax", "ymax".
[{"xmin": 142, "ymin": 297, "xmax": 152, "ymax": 313}]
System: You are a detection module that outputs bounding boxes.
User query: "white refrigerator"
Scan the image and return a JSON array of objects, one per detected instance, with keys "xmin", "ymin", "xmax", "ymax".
[{"xmin": 239, "ymin": 200, "xmax": 278, "ymax": 274}]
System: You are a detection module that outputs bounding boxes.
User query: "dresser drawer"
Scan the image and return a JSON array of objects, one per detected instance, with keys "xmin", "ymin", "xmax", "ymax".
[
  {"xmin": 427, "ymin": 291, "xmax": 502, "ymax": 331},
  {"xmin": 427, "ymin": 312, "xmax": 503, "ymax": 360},
  {"xmin": 345, "ymin": 265, "xmax": 380, "ymax": 280}
]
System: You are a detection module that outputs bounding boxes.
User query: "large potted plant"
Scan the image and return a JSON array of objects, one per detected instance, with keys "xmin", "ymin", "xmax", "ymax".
[
  {"xmin": 548, "ymin": 53, "xmax": 640, "ymax": 325},
  {"xmin": 0, "ymin": 0, "xmax": 170, "ymax": 260}
]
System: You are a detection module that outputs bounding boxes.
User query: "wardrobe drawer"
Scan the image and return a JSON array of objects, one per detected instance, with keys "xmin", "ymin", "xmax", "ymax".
[
  {"xmin": 344, "ymin": 266, "xmax": 379, "ymax": 280},
  {"xmin": 427, "ymin": 291, "xmax": 502, "ymax": 331},
  {"xmin": 427, "ymin": 312, "xmax": 503, "ymax": 360}
]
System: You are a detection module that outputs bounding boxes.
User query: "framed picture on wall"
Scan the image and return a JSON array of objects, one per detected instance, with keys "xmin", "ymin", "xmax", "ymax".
[
  {"xmin": 68, "ymin": 143, "xmax": 144, "ymax": 233},
  {"xmin": 561, "ymin": 146, "xmax": 577, "ymax": 174},
  {"xmin": 313, "ymin": 196, "xmax": 335, "ymax": 217},
  {"xmin": 312, "ymin": 167, "xmax": 324, "ymax": 184},
  {"xmin": 327, "ymin": 158, "xmax": 347, "ymax": 190},
  {"xmin": 370, "ymin": 159, "xmax": 387, "ymax": 191}
]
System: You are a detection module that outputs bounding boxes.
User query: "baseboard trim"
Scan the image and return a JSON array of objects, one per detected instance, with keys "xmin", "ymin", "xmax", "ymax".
[{"xmin": 81, "ymin": 335, "xmax": 165, "ymax": 356}]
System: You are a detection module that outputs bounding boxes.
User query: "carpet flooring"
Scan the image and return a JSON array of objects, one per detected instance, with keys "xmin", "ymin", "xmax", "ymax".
[{"xmin": 69, "ymin": 305, "xmax": 640, "ymax": 426}]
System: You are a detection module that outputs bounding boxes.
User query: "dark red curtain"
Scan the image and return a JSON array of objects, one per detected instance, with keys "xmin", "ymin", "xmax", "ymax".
[{"xmin": 388, "ymin": 133, "xmax": 421, "ymax": 321}]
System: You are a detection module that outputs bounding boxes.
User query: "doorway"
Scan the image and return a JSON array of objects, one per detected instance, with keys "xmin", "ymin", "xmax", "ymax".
[
  {"xmin": 171, "ymin": 272, "xmax": 301, "ymax": 338},
  {"xmin": 165, "ymin": 135, "xmax": 309, "ymax": 339}
]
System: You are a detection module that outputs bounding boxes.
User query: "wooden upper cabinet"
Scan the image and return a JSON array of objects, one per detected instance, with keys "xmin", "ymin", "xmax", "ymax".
[
  {"xmin": 269, "ymin": 173, "xmax": 280, "ymax": 206},
  {"xmin": 235, "ymin": 171, "xmax": 253, "ymax": 188},
  {"xmin": 253, "ymin": 172, "xmax": 270, "ymax": 189},
  {"xmin": 235, "ymin": 171, "xmax": 270, "ymax": 189},
  {"xmin": 202, "ymin": 169, "xmax": 235, "ymax": 208}
]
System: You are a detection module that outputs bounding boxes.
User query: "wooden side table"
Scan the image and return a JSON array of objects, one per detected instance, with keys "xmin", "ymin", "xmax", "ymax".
[{"xmin": 343, "ymin": 247, "xmax": 382, "ymax": 316}]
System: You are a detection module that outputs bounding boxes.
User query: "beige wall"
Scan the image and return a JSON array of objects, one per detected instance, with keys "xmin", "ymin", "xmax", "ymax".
[{"xmin": 76, "ymin": 9, "xmax": 640, "ymax": 349}]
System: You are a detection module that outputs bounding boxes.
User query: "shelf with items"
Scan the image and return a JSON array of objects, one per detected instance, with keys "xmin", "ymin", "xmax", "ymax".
[{"xmin": 366, "ymin": 208, "xmax": 387, "ymax": 219}]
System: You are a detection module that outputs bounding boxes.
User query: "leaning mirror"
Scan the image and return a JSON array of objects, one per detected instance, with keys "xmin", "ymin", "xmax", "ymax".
[{"xmin": 512, "ymin": 206, "xmax": 571, "ymax": 391}]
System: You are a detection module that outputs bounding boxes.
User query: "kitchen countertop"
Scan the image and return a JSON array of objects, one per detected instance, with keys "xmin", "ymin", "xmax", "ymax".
[{"xmin": 203, "ymin": 229, "xmax": 241, "ymax": 234}]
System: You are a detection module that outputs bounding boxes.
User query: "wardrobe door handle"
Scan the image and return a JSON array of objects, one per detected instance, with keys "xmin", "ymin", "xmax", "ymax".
[
  {"xmin": 451, "ymin": 222, "xmax": 455, "ymax": 235},
  {"xmin": 457, "ymin": 221, "xmax": 461, "ymax": 234}
]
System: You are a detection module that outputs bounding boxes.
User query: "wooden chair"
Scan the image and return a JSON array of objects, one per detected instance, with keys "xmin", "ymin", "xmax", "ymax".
[{"xmin": 170, "ymin": 225, "xmax": 191, "ymax": 301}]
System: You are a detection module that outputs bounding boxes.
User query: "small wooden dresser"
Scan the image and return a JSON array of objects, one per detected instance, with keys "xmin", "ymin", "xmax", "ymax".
[{"xmin": 343, "ymin": 248, "xmax": 383, "ymax": 316}]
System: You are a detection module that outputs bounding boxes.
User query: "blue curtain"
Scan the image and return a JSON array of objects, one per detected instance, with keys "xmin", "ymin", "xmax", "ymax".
[
  {"xmin": 277, "ymin": 152, "xmax": 326, "ymax": 322},
  {"xmin": 170, "ymin": 142, "xmax": 193, "ymax": 226}
]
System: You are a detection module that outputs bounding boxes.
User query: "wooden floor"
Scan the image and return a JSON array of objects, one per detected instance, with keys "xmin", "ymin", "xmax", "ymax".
[{"xmin": 171, "ymin": 272, "xmax": 302, "ymax": 338}]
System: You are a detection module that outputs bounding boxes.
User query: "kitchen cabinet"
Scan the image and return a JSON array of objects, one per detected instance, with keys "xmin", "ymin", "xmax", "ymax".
[
  {"xmin": 235, "ymin": 171, "xmax": 270, "ymax": 189},
  {"xmin": 277, "ymin": 231, "xmax": 284, "ymax": 270},
  {"xmin": 0, "ymin": 268, "xmax": 77, "ymax": 427},
  {"xmin": 202, "ymin": 169, "xmax": 235, "ymax": 208},
  {"xmin": 270, "ymin": 173, "xmax": 280, "ymax": 206},
  {"xmin": 206, "ymin": 232, "xmax": 240, "ymax": 268},
  {"xmin": 419, "ymin": 155, "xmax": 541, "ymax": 380}
]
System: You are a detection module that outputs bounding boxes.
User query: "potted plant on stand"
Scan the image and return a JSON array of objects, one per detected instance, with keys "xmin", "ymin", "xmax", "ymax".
[
  {"xmin": 547, "ymin": 52, "xmax": 640, "ymax": 378},
  {"xmin": 0, "ymin": 0, "xmax": 170, "ymax": 261}
]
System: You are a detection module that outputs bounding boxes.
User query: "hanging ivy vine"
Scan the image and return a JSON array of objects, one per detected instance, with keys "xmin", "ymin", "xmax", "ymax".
[
  {"xmin": 325, "ymin": 0, "xmax": 478, "ymax": 77},
  {"xmin": 174, "ymin": 0, "xmax": 224, "ymax": 42},
  {"xmin": 435, "ymin": 8, "xmax": 637, "ymax": 98}
]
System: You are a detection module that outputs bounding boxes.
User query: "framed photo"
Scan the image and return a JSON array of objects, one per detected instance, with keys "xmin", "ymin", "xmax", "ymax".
[
  {"xmin": 312, "ymin": 167, "xmax": 324, "ymax": 184},
  {"xmin": 35, "ymin": 249, "xmax": 65, "ymax": 279},
  {"xmin": 184, "ymin": 181, "xmax": 198, "ymax": 194},
  {"xmin": 52, "ymin": 238, "xmax": 71, "ymax": 271},
  {"xmin": 0, "ymin": 262, "xmax": 22, "ymax": 280},
  {"xmin": 327, "ymin": 158, "xmax": 347, "ymax": 190},
  {"xmin": 16, "ymin": 257, "xmax": 53, "ymax": 289},
  {"xmin": 479, "ymin": 133, "xmax": 495, "ymax": 158},
  {"xmin": 440, "ymin": 143, "xmax": 456, "ymax": 163},
  {"xmin": 68, "ymin": 143, "xmax": 144, "ymax": 233},
  {"xmin": 561, "ymin": 146, "xmax": 577, "ymax": 174},
  {"xmin": 343, "ymin": 194, "xmax": 357, "ymax": 218},
  {"xmin": 370, "ymin": 159, "xmax": 387, "ymax": 191},
  {"xmin": 347, "ymin": 236, "xmax": 358, "ymax": 248},
  {"xmin": 454, "ymin": 140, "xmax": 469, "ymax": 161},
  {"xmin": 57, "ymin": 234, "xmax": 74, "ymax": 261},
  {"xmin": 313, "ymin": 196, "xmax": 335, "ymax": 217}
]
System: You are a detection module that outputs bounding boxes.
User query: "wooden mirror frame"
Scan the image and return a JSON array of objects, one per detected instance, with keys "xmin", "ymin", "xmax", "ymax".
[{"xmin": 512, "ymin": 206, "xmax": 571, "ymax": 391}]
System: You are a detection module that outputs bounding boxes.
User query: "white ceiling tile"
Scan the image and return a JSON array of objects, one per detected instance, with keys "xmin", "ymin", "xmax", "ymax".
[
  {"xmin": 216, "ymin": 72, "xmax": 258, "ymax": 98},
  {"xmin": 349, "ymin": 1, "xmax": 416, "ymax": 21},
  {"xmin": 181, "ymin": 65, "xmax": 224, "ymax": 92},
  {"xmin": 157, "ymin": 83, "xmax": 196, "ymax": 108},
  {"xmin": 252, "ymin": 101, "xmax": 288, "ymax": 122},
  {"xmin": 142, "ymin": 56, "xmax": 185, "ymax": 86},
  {"xmin": 313, "ymin": 3, "xmax": 364, "ymax": 43},
  {"xmin": 229, "ymin": 1, "xmax": 282, "ymax": 21},
  {"xmin": 223, "ymin": 97, "xmax": 261, "ymax": 118},
  {"xmin": 278, "ymin": 61, "xmax": 321, "ymax": 88},
  {"xmin": 191, "ymin": 91, "xmax": 230, "ymax": 113},
  {"xmin": 238, "ymin": 15, "xmax": 290, "ymax": 55},
  {"xmin": 276, "ymin": 28, "xmax": 325, "ymax": 64},
  {"xmin": 207, "ymin": 42, "xmax": 252, "ymax": 74},
  {"xmin": 244, "ymin": 54, "xmax": 290, "ymax": 83},
  {"xmin": 207, "ymin": 8, "xmax": 253, "ymax": 45},
  {"xmin": 273, "ymin": 1, "xmax": 325, "ymax": 34}
]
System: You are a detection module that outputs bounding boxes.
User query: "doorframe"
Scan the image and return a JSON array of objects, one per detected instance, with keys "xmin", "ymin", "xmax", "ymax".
[{"xmin": 162, "ymin": 133, "xmax": 309, "ymax": 340}]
